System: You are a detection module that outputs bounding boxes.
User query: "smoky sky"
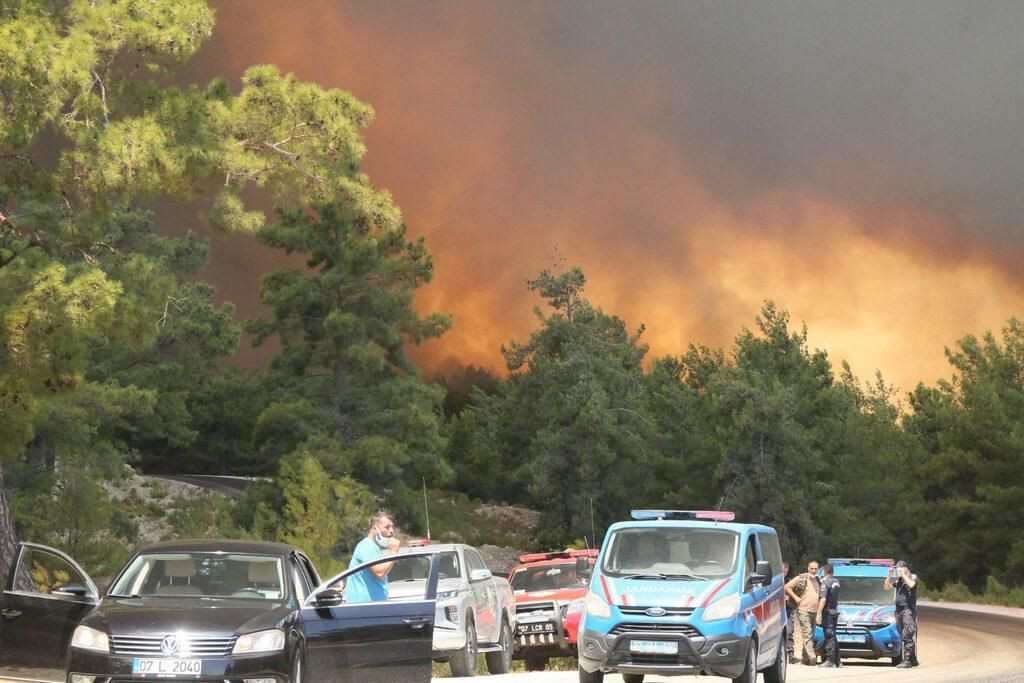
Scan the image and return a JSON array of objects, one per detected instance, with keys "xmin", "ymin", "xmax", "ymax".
[{"xmin": 176, "ymin": 0, "xmax": 1024, "ymax": 391}]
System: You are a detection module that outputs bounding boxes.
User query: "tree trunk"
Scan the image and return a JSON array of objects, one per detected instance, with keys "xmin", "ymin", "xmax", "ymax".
[{"xmin": 0, "ymin": 463, "xmax": 20, "ymax": 585}]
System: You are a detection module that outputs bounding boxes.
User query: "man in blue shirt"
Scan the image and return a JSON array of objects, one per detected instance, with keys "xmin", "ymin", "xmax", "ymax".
[{"xmin": 346, "ymin": 511, "xmax": 400, "ymax": 603}]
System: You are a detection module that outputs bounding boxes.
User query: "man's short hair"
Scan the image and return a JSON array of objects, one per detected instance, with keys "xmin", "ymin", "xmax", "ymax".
[
  {"xmin": 822, "ymin": 563, "xmax": 834, "ymax": 576},
  {"xmin": 370, "ymin": 510, "xmax": 394, "ymax": 529}
]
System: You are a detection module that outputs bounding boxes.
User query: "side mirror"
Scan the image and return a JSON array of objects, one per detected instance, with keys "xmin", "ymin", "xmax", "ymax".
[
  {"xmin": 313, "ymin": 588, "xmax": 343, "ymax": 608},
  {"xmin": 52, "ymin": 583, "xmax": 90, "ymax": 598},
  {"xmin": 469, "ymin": 568, "xmax": 492, "ymax": 582},
  {"xmin": 749, "ymin": 560, "xmax": 773, "ymax": 586},
  {"xmin": 575, "ymin": 556, "xmax": 591, "ymax": 576}
]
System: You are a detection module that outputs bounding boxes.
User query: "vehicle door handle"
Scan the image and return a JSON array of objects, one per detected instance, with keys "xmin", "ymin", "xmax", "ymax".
[
  {"xmin": 403, "ymin": 617, "xmax": 430, "ymax": 630},
  {"xmin": 1, "ymin": 609, "xmax": 21, "ymax": 619}
]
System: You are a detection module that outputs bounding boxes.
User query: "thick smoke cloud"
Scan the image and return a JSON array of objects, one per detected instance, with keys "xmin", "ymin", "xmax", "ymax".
[{"xmin": 179, "ymin": 0, "xmax": 1024, "ymax": 391}]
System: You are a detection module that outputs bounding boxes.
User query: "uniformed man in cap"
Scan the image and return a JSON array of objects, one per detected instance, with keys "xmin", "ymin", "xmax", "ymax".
[
  {"xmin": 885, "ymin": 560, "xmax": 919, "ymax": 668},
  {"xmin": 816, "ymin": 563, "xmax": 841, "ymax": 668}
]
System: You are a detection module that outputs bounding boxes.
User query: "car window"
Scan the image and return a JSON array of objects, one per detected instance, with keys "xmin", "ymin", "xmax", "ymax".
[
  {"xmin": 109, "ymin": 553, "xmax": 285, "ymax": 600},
  {"xmin": 297, "ymin": 553, "xmax": 320, "ymax": 587},
  {"xmin": 327, "ymin": 554, "xmax": 436, "ymax": 604},
  {"xmin": 743, "ymin": 536, "xmax": 758, "ymax": 587},
  {"xmin": 756, "ymin": 532, "xmax": 783, "ymax": 576},
  {"xmin": 290, "ymin": 557, "xmax": 312, "ymax": 600},
  {"xmin": 12, "ymin": 546, "xmax": 92, "ymax": 597},
  {"xmin": 465, "ymin": 549, "xmax": 485, "ymax": 574}
]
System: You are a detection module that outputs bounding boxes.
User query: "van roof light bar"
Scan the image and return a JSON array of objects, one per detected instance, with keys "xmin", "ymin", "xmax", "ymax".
[
  {"xmin": 630, "ymin": 510, "xmax": 736, "ymax": 522},
  {"xmin": 828, "ymin": 557, "xmax": 894, "ymax": 566},
  {"xmin": 518, "ymin": 549, "xmax": 599, "ymax": 564}
]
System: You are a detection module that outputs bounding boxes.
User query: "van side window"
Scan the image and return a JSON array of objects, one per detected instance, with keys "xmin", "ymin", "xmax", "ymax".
[
  {"xmin": 756, "ymin": 533, "xmax": 783, "ymax": 575},
  {"xmin": 743, "ymin": 536, "xmax": 758, "ymax": 587}
]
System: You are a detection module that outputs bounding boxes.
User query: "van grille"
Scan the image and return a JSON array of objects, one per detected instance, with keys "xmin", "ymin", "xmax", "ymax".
[
  {"xmin": 619, "ymin": 606, "xmax": 695, "ymax": 617},
  {"xmin": 610, "ymin": 622, "xmax": 701, "ymax": 638}
]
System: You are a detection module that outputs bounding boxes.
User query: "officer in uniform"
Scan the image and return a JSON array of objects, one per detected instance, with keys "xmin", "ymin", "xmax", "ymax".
[
  {"xmin": 885, "ymin": 560, "xmax": 919, "ymax": 668},
  {"xmin": 816, "ymin": 563, "xmax": 841, "ymax": 668},
  {"xmin": 782, "ymin": 562, "xmax": 797, "ymax": 664}
]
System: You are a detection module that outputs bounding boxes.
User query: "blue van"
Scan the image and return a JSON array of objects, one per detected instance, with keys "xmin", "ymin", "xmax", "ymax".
[
  {"xmin": 577, "ymin": 510, "xmax": 787, "ymax": 683},
  {"xmin": 812, "ymin": 558, "xmax": 903, "ymax": 665}
]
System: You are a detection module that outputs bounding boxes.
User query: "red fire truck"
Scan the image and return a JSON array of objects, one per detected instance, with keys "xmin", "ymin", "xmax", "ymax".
[{"xmin": 508, "ymin": 549, "xmax": 598, "ymax": 671}]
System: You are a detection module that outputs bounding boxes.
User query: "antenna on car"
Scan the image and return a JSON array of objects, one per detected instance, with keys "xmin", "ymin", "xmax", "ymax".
[{"xmin": 423, "ymin": 477, "xmax": 431, "ymax": 541}]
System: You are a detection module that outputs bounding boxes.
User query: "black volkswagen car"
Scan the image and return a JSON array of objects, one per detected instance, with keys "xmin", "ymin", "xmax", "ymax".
[{"xmin": 0, "ymin": 539, "xmax": 440, "ymax": 682}]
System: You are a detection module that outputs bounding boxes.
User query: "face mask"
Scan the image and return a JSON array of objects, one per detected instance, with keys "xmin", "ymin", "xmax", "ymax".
[{"xmin": 374, "ymin": 528, "xmax": 390, "ymax": 549}]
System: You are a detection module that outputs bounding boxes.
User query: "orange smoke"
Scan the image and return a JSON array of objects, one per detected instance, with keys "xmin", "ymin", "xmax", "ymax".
[{"xmin": 184, "ymin": 1, "xmax": 1024, "ymax": 393}]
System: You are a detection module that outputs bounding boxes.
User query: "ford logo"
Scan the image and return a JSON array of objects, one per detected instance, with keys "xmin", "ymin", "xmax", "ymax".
[
  {"xmin": 645, "ymin": 607, "xmax": 668, "ymax": 617},
  {"xmin": 160, "ymin": 635, "xmax": 180, "ymax": 656}
]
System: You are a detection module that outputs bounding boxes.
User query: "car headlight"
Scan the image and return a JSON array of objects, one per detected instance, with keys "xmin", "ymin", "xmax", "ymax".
[
  {"xmin": 566, "ymin": 597, "xmax": 586, "ymax": 615},
  {"xmin": 232, "ymin": 628, "xmax": 285, "ymax": 654},
  {"xmin": 584, "ymin": 591, "xmax": 611, "ymax": 619},
  {"xmin": 70, "ymin": 625, "xmax": 109, "ymax": 653},
  {"xmin": 702, "ymin": 592, "xmax": 740, "ymax": 622},
  {"xmin": 437, "ymin": 590, "xmax": 458, "ymax": 601},
  {"xmin": 875, "ymin": 613, "xmax": 897, "ymax": 625}
]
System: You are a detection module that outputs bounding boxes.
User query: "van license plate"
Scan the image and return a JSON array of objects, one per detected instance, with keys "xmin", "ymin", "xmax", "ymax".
[
  {"xmin": 838, "ymin": 634, "xmax": 866, "ymax": 643},
  {"xmin": 629, "ymin": 640, "xmax": 678, "ymax": 655},
  {"xmin": 132, "ymin": 658, "xmax": 202, "ymax": 677}
]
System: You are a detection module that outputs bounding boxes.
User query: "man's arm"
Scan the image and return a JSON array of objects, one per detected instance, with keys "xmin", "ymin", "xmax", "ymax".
[
  {"xmin": 784, "ymin": 575, "xmax": 801, "ymax": 603},
  {"xmin": 883, "ymin": 571, "xmax": 894, "ymax": 590},
  {"xmin": 903, "ymin": 572, "xmax": 917, "ymax": 589},
  {"xmin": 370, "ymin": 538, "xmax": 401, "ymax": 578},
  {"xmin": 816, "ymin": 595, "xmax": 825, "ymax": 624}
]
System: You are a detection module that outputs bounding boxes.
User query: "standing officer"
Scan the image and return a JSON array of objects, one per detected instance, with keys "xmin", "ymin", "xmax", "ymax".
[
  {"xmin": 885, "ymin": 560, "xmax": 919, "ymax": 668},
  {"xmin": 785, "ymin": 560, "xmax": 820, "ymax": 665},
  {"xmin": 816, "ymin": 563, "xmax": 841, "ymax": 668}
]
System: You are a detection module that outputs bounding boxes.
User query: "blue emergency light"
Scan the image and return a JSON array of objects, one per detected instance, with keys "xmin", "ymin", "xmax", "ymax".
[{"xmin": 630, "ymin": 510, "xmax": 736, "ymax": 522}]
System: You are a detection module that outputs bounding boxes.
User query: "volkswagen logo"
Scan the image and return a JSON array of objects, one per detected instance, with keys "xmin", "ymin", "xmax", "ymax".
[
  {"xmin": 160, "ymin": 635, "xmax": 180, "ymax": 656},
  {"xmin": 645, "ymin": 607, "xmax": 668, "ymax": 617}
]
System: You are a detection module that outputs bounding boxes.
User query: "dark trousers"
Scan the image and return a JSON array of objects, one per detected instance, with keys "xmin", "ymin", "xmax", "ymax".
[
  {"xmin": 785, "ymin": 604, "xmax": 795, "ymax": 655},
  {"xmin": 823, "ymin": 611, "xmax": 840, "ymax": 666},
  {"xmin": 896, "ymin": 606, "xmax": 918, "ymax": 664}
]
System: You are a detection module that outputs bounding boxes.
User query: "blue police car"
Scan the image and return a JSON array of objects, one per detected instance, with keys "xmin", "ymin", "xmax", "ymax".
[
  {"xmin": 578, "ymin": 510, "xmax": 787, "ymax": 683},
  {"xmin": 812, "ymin": 558, "xmax": 903, "ymax": 665}
]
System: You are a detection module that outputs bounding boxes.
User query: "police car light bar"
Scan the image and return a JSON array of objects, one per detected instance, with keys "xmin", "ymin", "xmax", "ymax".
[
  {"xmin": 630, "ymin": 510, "xmax": 736, "ymax": 522},
  {"xmin": 405, "ymin": 539, "xmax": 432, "ymax": 547},
  {"xmin": 828, "ymin": 558, "xmax": 894, "ymax": 566}
]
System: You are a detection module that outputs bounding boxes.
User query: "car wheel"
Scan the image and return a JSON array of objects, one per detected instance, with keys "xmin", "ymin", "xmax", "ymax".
[
  {"xmin": 578, "ymin": 667, "xmax": 605, "ymax": 683},
  {"xmin": 731, "ymin": 637, "xmax": 757, "ymax": 683},
  {"xmin": 622, "ymin": 675, "xmax": 645, "ymax": 683},
  {"xmin": 449, "ymin": 616, "xmax": 478, "ymax": 677},
  {"xmin": 762, "ymin": 637, "xmax": 786, "ymax": 683},
  {"xmin": 485, "ymin": 618, "xmax": 513, "ymax": 674},
  {"xmin": 525, "ymin": 655, "xmax": 548, "ymax": 671},
  {"xmin": 290, "ymin": 645, "xmax": 304, "ymax": 683}
]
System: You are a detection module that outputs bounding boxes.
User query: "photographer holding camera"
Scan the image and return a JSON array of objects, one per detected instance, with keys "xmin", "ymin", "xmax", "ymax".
[{"xmin": 884, "ymin": 560, "xmax": 919, "ymax": 668}]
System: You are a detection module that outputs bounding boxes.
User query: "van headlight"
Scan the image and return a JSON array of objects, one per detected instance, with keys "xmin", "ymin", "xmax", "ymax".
[
  {"xmin": 232, "ymin": 628, "xmax": 285, "ymax": 654},
  {"xmin": 70, "ymin": 625, "xmax": 109, "ymax": 653},
  {"xmin": 566, "ymin": 597, "xmax": 586, "ymax": 615},
  {"xmin": 584, "ymin": 591, "xmax": 611, "ymax": 619},
  {"xmin": 874, "ymin": 613, "xmax": 897, "ymax": 625},
  {"xmin": 702, "ymin": 592, "xmax": 740, "ymax": 622}
]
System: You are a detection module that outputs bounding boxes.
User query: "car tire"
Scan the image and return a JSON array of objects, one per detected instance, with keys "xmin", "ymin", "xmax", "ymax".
[
  {"xmin": 762, "ymin": 637, "xmax": 786, "ymax": 683},
  {"xmin": 485, "ymin": 618, "xmax": 513, "ymax": 674},
  {"xmin": 622, "ymin": 675, "xmax": 644, "ymax": 683},
  {"xmin": 578, "ymin": 667, "xmax": 605, "ymax": 683},
  {"xmin": 449, "ymin": 616, "xmax": 478, "ymax": 677},
  {"xmin": 289, "ymin": 645, "xmax": 304, "ymax": 683},
  {"xmin": 525, "ymin": 655, "xmax": 548, "ymax": 671},
  {"xmin": 731, "ymin": 637, "xmax": 757, "ymax": 683}
]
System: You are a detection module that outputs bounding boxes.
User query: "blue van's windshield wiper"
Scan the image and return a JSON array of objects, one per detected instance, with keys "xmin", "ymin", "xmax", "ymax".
[{"xmin": 621, "ymin": 573, "xmax": 702, "ymax": 581}]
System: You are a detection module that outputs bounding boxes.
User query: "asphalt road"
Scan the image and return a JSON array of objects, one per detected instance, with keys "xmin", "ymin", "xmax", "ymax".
[
  {"xmin": 2, "ymin": 602, "xmax": 1021, "ymax": 682},
  {"xmin": 431, "ymin": 602, "xmax": 1024, "ymax": 683}
]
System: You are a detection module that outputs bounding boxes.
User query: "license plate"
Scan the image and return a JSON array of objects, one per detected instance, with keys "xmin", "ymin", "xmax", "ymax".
[
  {"xmin": 838, "ymin": 634, "xmax": 866, "ymax": 643},
  {"xmin": 629, "ymin": 640, "xmax": 678, "ymax": 655},
  {"xmin": 132, "ymin": 658, "xmax": 202, "ymax": 677},
  {"xmin": 517, "ymin": 622, "xmax": 555, "ymax": 634}
]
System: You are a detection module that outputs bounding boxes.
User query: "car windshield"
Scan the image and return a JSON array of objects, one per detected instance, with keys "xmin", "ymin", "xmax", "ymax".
[
  {"xmin": 602, "ymin": 527, "xmax": 739, "ymax": 578},
  {"xmin": 510, "ymin": 562, "xmax": 588, "ymax": 592},
  {"xmin": 390, "ymin": 551, "xmax": 461, "ymax": 581},
  {"xmin": 109, "ymin": 553, "xmax": 286, "ymax": 600},
  {"xmin": 837, "ymin": 576, "xmax": 894, "ymax": 604}
]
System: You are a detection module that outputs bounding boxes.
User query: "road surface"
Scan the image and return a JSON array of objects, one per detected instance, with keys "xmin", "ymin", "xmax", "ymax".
[{"xmin": 2, "ymin": 602, "xmax": 1021, "ymax": 682}]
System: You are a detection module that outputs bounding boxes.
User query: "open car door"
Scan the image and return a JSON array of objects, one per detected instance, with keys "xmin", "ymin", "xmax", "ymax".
[
  {"xmin": 300, "ymin": 550, "xmax": 439, "ymax": 683},
  {"xmin": 0, "ymin": 542, "xmax": 99, "ymax": 677}
]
